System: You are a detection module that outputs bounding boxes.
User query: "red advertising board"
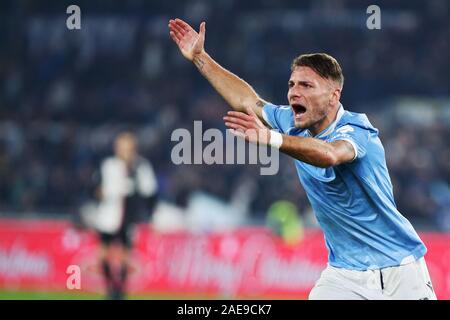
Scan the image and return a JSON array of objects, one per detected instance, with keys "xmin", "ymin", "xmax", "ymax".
[{"xmin": 0, "ymin": 219, "xmax": 449, "ymax": 299}]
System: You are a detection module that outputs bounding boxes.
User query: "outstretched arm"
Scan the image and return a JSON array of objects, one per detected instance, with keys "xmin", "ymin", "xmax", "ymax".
[
  {"xmin": 168, "ymin": 18, "xmax": 268, "ymax": 122},
  {"xmin": 223, "ymin": 108, "xmax": 356, "ymax": 168}
]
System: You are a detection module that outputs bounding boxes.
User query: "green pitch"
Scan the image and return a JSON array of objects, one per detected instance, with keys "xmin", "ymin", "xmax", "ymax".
[
  {"xmin": 0, "ymin": 290, "xmax": 227, "ymax": 300},
  {"xmin": 0, "ymin": 290, "xmax": 307, "ymax": 300}
]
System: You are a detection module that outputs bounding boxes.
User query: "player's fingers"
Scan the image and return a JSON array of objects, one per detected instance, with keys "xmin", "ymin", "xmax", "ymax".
[
  {"xmin": 245, "ymin": 106, "xmax": 264, "ymax": 124},
  {"xmin": 224, "ymin": 121, "xmax": 247, "ymax": 132},
  {"xmin": 227, "ymin": 111, "xmax": 254, "ymax": 122},
  {"xmin": 223, "ymin": 115, "xmax": 253, "ymax": 129},
  {"xmin": 224, "ymin": 114, "xmax": 248, "ymax": 122},
  {"xmin": 172, "ymin": 27, "xmax": 187, "ymax": 43},
  {"xmin": 175, "ymin": 18, "xmax": 195, "ymax": 32},
  {"xmin": 169, "ymin": 22, "xmax": 186, "ymax": 37},
  {"xmin": 229, "ymin": 129, "xmax": 247, "ymax": 140},
  {"xmin": 169, "ymin": 31, "xmax": 183, "ymax": 45},
  {"xmin": 245, "ymin": 106, "xmax": 266, "ymax": 128},
  {"xmin": 169, "ymin": 31, "xmax": 180, "ymax": 44},
  {"xmin": 224, "ymin": 118, "xmax": 249, "ymax": 129},
  {"xmin": 169, "ymin": 24, "xmax": 186, "ymax": 37},
  {"xmin": 168, "ymin": 20, "xmax": 178, "ymax": 30}
]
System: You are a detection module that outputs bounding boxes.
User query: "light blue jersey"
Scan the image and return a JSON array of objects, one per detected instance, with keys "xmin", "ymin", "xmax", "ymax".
[{"xmin": 263, "ymin": 103, "xmax": 426, "ymax": 270}]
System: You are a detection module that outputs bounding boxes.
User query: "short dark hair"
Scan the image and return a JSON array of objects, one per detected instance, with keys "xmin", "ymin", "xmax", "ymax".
[{"xmin": 291, "ymin": 53, "xmax": 344, "ymax": 88}]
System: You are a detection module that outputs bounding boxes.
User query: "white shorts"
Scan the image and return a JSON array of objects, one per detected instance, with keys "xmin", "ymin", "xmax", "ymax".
[{"xmin": 309, "ymin": 257, "xmax": 437, "ymax": 300}]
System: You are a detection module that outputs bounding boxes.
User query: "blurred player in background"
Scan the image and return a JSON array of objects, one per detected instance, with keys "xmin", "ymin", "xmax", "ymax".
[
  {"xmin": 94, "ymin": 132, "xmax": 158, "ymax": 300},
  {"xmin": 168, "ymin": 18, "xmax": 436, "ymax": 300}
]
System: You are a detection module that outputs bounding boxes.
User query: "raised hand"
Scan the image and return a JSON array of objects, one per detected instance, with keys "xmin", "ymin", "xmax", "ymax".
[
  {"xmin": 223, "ymin": 107, "xmax": 271, "ymax": 145},
  {"xmin": 168, "ymin": 18, "xmax": 205, "ymax": 61}
]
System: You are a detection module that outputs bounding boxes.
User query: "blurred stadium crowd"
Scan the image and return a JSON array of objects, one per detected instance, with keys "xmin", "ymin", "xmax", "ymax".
[{"xmin": 0, "ymin": 0, "xmax": 449, "ymax": 230}]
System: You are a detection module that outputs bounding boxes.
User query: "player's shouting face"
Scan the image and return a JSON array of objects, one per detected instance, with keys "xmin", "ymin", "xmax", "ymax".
[{"xmin": 288, "ymin": 66, "xmax": 341, "ymax": 133}]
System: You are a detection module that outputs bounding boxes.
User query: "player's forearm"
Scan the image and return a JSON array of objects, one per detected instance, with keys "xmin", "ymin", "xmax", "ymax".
[
  {"xmin": 193, "ymin": 51, "xmax": 262, "ymax": 112},
  {"xmin": 279, "ymin": 135, "xmax": 338, "ymax": 168}
]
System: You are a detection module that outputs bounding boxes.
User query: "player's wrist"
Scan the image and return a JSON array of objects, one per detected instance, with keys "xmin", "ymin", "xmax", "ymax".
[
  {"xmin": 192, "ymin": 50, "xmax": 208, "ymax": 65},
  {"xmin": 269, "ymin": 130, "xmax": 283, "ymax": 149}
]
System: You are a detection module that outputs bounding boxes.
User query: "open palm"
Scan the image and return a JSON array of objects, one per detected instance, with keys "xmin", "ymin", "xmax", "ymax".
[
  {"xmin": 223, "ymin": 107, "xmax": 271, "ymax": 146},
  {"xmin": 168, "ymin": 18, "xmax": 205, "ymax": 61}
]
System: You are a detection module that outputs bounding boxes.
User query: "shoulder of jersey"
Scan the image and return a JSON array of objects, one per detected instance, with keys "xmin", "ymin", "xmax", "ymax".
[
  {"xmin": 338, "ymin": 110, "xmax": 377, "ymax": 132},
  {"xmin": 102, "ymin": 156, "xmax": 122, "ymax": 168}
]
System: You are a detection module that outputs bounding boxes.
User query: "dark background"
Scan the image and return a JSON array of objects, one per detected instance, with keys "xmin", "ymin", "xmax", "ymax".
[{"xmin": 0, "ymin": 0, "xmax": 449, "ymax": 230}]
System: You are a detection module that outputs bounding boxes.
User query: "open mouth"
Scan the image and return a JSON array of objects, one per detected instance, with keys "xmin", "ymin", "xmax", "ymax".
[{"xmin": 291, "ymin": 103, "xmax": 307, "ymax": 119}]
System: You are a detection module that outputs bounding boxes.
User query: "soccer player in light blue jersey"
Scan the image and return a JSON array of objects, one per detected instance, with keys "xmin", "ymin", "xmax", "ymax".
[{"xmin": 169, "ymin": 18, "xmax": 437, "ymax": 300}]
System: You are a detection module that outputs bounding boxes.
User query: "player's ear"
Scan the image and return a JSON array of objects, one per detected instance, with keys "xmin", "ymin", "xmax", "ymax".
[{"xmin": 330, "ymin": 87, "xmax": 341, "ymax": 105}]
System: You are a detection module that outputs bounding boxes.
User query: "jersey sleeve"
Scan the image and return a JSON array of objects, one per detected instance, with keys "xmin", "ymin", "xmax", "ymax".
[
  {"xmin": 262, "ymin": 103, "xmax": 293, "ymax": 134},
  {"xmin": 328, "ymin": 124, "xmax": 370, "ymax": 161},
  {"xmin": 137, "ymin": 160, "xmax": 158, "ymax": 197}
]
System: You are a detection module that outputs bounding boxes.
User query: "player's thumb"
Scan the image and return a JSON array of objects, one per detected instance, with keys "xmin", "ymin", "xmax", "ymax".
[{"xmin": 199, "ymin": 21, "xmax": 206, "ymax": 37}]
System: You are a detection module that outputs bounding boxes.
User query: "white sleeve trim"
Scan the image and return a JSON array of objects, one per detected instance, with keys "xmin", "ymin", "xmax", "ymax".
[{"xmin": 340, "ymin": 138, "xmax": 358, "ymax": 161}]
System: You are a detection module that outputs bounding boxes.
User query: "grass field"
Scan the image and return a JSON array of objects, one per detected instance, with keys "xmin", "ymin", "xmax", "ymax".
[
  {"xmin": 0, "ymin": 290, "xmax": 233, "ymax": 300},
  {"xmin": 0, "ymin": 290, "xmax": 307, "ymax": 300},
  {"xmin": 0, "ymin": 290, "xmax": 104, "ymax": 300}
]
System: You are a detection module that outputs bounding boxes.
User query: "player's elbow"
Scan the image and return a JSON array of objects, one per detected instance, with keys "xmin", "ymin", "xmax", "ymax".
[{"xmin": 317, "ymin": 152, "xmax": 339, "ymax": 168}]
